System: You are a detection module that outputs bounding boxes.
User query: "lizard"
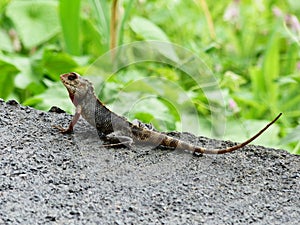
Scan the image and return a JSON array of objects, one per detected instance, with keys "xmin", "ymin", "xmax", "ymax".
[{"xmin": 54, "ymin": 72, "xmax": 282, "ymax": 155}]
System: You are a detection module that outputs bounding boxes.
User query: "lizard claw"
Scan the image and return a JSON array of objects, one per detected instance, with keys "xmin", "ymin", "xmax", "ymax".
[
  {"xmin": 52, "ymin": 125, "xmax": 73, "ymax": 134},
  {"xmin": 192, "ymin": 151, "xmax": 203, "ymax": 157}
]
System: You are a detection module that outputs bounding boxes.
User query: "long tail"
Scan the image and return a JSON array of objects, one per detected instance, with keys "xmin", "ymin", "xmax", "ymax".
[{"xmin": 192, "ymin": 113, "xmax": 282, "ymax": 154}]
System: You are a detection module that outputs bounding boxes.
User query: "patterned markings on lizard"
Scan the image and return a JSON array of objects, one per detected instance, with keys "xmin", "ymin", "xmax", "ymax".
[{"xmin": 54, "ymin": 72, "xmax": 282, "ymax": 155}]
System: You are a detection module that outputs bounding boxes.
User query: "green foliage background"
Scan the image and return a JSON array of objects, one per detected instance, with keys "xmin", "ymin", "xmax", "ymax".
[{"xmin": 0, "ymin": 0, "xmax": 299, "ymax": 153}]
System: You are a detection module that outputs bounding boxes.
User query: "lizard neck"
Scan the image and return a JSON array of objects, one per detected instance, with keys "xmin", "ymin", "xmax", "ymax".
[
  {"xmin": 69, "ymin": 92, "xmax": 79, "ymax": 106},
  {"xmin": 69, "ymin": 86, "xmax": 95, "ymax": 107}
]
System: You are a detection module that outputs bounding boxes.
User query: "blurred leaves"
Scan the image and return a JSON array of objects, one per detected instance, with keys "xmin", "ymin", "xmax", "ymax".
[
  {"xmin": 23, "ymin": 80, "xmax": 73, "ymax": 112},
  {"xmin": 0, "ymin": 55, "xmax": 19, "ymax": 98},
  {"xmin": 281, "ymin": 125, "xmax": 300, "ymax": 154},
  {"xmin": 130, "ymin": 16, "xmax": 170, "ymax": 42},
  {"xmin": 0, "ymin": 29, "xmax": 13, "ymax": 52},
  {"xmin": 42, "ymin": 48, "xmax": 78, "ymax": 80},
  {"xmin": 130, "ymin": 16, "xmax": 179, "ymax": 62},
  {"xmin": 220, "ymin": 71, "xmax": 246, "ymax": 91},
  {"xmin": 6, "ymin": 0, "xmax": 60, "ymax": 49}
]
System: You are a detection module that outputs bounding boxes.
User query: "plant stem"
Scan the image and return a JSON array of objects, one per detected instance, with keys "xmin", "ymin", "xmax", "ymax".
[
  {"xmin": 110, "ymin": 0, "xmax": 118, "ymax": 51},
  {"xmin": 197, "ymin": 0, "xmax": 216, "ymax": 40}
]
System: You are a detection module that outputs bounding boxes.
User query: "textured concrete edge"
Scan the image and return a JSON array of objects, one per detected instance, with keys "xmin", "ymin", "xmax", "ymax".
[{"xmin": 0, "ymin": 97, "xmax": 290, "ymax": 154}]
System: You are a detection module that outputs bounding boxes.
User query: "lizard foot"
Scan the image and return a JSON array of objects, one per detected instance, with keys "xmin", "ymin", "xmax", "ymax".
[
  {"xmin": 105, "ymin": 131, "xmax": 133, "ymax": 148},
  {"xmin": 192, "ymin": 151, "xmax": 203, "ymax": 157},
  {"xmin": 52, "ymin": 125, "xmax": 73, "ymax": 134},
  {"xmin": 132, "ymin": 119, "xmax": 156, "ymax": 131}
]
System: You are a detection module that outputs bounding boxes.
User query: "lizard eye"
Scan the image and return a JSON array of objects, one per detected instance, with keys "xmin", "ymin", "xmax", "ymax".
[{"xmin": 68, "ymin": 73, "xmax": 77, "ymax": 81}]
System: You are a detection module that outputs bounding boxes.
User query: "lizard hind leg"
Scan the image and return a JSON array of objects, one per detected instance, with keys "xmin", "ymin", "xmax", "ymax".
[
  {"xmin": 132, "ymin": 119, "xmax": 156, "ymax": 131},
  {"xmin": 103, "ymin": 131, "xmax": 133, "ymax": 148}
]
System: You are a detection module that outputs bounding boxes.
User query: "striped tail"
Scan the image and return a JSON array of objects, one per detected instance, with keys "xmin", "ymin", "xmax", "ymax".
[{"xmin": 162, "ymin": 113, "xmax": 282, "ymax": 155}]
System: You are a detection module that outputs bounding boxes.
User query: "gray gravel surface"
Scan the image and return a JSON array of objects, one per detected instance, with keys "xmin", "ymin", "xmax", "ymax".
[{"xmin": 0, "ymin": 99, "xmax": 299, "ymax": 224}]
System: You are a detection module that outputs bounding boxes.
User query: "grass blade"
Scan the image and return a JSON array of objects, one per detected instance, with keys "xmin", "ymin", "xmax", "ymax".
[
  {"xmin": 118, "ymin": 0, "xmax": 134, "ymax": 46},
  {"xmin": 89, "ymin": 0, "xmax": 110, "ymax": 51},
  {"xmin": 59, "ymin": 0, "xmax": 81, "ymax": 55}
]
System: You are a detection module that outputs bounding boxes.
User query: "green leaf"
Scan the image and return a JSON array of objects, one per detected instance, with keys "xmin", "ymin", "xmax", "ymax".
[
  {"xmin": 220, "ymin": 71, "xmax": 247, "ymax": 91},
  {"xmin": 118, "ymin": 0, "xmax": 134, "ymax": 46},
  {"xmin": 0, "ymin": 29, "xmax": 13, "ymax": 52},
  {"xmin": 42, "ymin": 48, "xmax": 78, "ymax": 80},
  {"xmin": 127, "ymin": 97, "xmax": 177, "ymax": 131},
  {"xmin": 22, "ymin": 96, "xmax": 43, "ymax": 106},
  {"xmin": 223, "ymin": 118, "xmax": 281, "ymax": 148},
  {"xmin": 26, "ymin": 81, "xmax": 46, "ymax": 96},
  {"xmin": 81, "ymin": 18, "xmax": 105, "ymax": 56},
  {"xmin": 133, "ymin": 112, "xmax": 154, "ymax": 124},
  {"xmin": 281, "ymin": 125, "xmax": 300, "ymax": 154},
  {"xmin": 12, "ymin": 56, "xmax": 37, "ymax": 89},
  {"xmin": 287, "ymin": 0, "xmax": 300, "ymax": 11},
  {"xmin": 262, "ymin": 29, "xmax": 280, "ymax": 105},
  {"xmin": 249, "ymin": 66, "xmax": 265, "ymax": 101},
  {"xmin": 59, "ymin": 0, "xmax": 81, "ymax": 55},
  {"xmin": 25, "ymin": 81, "xmax": 73, "ymax": 112},
  {"xmin": 281, "ymin": 126, "xmax": 300, "ymax": 144},
  {"xmin": 129, "ymin": 16, "xmax": 179, "ymax": 62},
  {"xmin": 6, "ymin": 0, "xmax": 60, "ymax": 49},
  {"xmin": 130, "ymin": 16, "xmax": 170, "ymax": 42},
  {"xmin": 283, "ymin": 43, "xmax": 299, "ymax": 75},
  {"xmin": 0, "ymin": 56, "xmax": 19, "ymax": 99},
  {"xmin": 0, "ymin": 73, "xmax": 14, "ymax": 99}
]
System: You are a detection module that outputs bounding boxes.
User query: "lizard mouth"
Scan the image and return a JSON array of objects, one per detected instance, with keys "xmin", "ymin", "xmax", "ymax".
[
  {"xmin": 60, "ymin": 72, "xmax": 79, "ymax": 86},
  {"xmin": 60, "ymin": 73, "xmax": 69, "ymax": 83},
  {"xmin": 59, "ymin": 73, "xmax": 80, "ymax": 95}
]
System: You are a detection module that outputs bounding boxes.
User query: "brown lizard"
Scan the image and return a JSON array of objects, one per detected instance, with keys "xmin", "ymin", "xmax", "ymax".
[{"xmin": 55, "ymin": 72, "xmax": 282, "ymax": 155}]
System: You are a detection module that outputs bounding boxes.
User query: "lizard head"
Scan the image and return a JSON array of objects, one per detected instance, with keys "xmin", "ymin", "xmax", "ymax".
[{"xmin": 60, "ymin": 72, "xmax": 93, "ymax": 106}]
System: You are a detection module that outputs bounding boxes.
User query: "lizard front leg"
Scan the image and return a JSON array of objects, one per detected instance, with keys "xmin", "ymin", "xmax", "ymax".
[{"xmin": 53, "ymin": 105, "xmax": 82, "ymax": 134}]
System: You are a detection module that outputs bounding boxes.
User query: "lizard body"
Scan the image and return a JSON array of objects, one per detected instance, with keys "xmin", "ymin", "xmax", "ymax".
[{"xmin": 56, "ymin": 72, "xmax": 282, "ymax": 155}]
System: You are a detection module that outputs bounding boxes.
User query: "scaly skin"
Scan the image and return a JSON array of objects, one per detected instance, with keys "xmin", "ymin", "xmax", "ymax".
[{"xmin": 56, "ymin": 72, "xmax": 282, "ymax": 155}]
